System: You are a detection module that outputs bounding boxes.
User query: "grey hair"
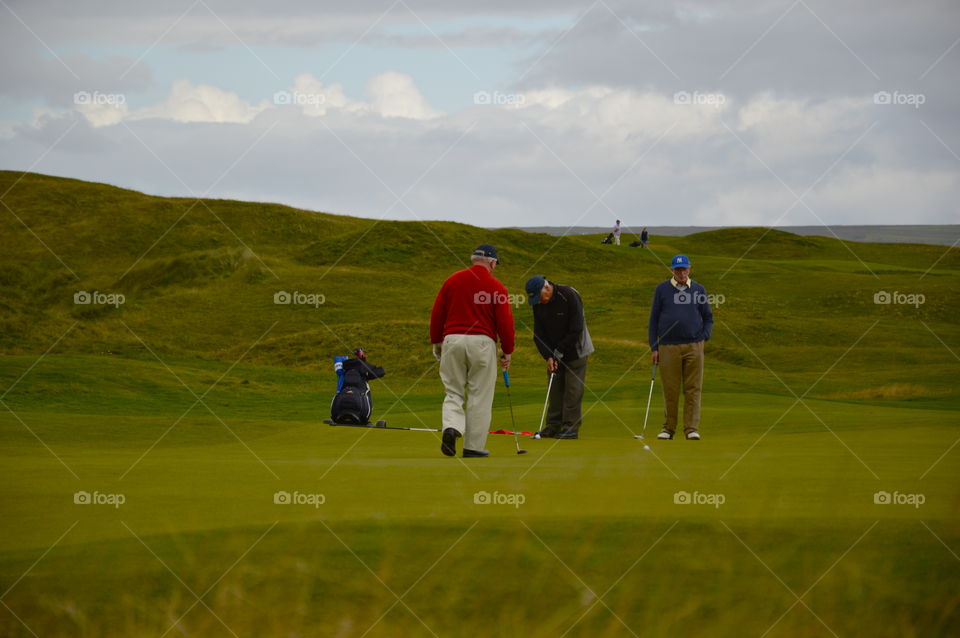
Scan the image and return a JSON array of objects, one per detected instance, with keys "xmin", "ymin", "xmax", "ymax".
[{"xmin": 471, "ymin": 255, "xmax": 496, "ymax": 267}]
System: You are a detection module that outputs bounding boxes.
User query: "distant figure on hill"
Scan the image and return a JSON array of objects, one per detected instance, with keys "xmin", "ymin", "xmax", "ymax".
[
  {"xmin": 641, "ymin": 227, "xmax": 649, "ymax": 248},
  {"xmin": 648, "ymin": 254, "xmax": 713, "ymax": 441},
  {"xmin": 613, "ymin": 219, "xmax": 621, "ymax": 245},
  {"xmin": 429, "ymin": 244, "xmax": 515, "ymax": 458}
]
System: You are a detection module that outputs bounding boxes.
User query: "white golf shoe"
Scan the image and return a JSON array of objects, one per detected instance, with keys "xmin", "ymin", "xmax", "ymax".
[{"xmin": 686, "ymin": 432, "xmax": 701, "ymax": 440}]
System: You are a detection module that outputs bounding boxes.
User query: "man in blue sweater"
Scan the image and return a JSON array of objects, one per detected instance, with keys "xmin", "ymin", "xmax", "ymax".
[{"xmin": 648, "ymin": 254, "xmax": 714, "ymax": 440}]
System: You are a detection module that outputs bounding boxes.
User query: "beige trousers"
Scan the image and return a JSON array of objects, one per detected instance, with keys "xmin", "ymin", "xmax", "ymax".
[
  {"xmin": 439, "ymin": 334, "xmax": 498, "ymax": 451},
  {"xmin": 659, "ymin": 341, "xmax": 704, "ymax": 435}
]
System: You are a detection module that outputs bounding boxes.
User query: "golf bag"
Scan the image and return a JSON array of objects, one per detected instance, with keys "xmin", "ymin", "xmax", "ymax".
[
  {"xmin": 330, "ymin": 351, "xmax": 386, "ymax": 425},
  {"xmin": 629, "ymin": 240, "xmax": 642, "ymax": 247},
  {"xmin": 600, "ymin": 233, "xmax": 614, "ymax": 244}
]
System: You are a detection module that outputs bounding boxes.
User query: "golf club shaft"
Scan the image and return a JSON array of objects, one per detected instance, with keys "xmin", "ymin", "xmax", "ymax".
[
  {"xmin": 537, "ymin": 371, "xmax": 556, "ymax": 434},
  {"xmin": 325, "ymin": 420, "xmax": 439, "ymax": 432},
  {"xmin": 641, "ymin": 363, "xmax": 658, "ymax": 436},
  {"xmin": 503, "ymin": 371, "xmax": 520, "ymax": 451}
]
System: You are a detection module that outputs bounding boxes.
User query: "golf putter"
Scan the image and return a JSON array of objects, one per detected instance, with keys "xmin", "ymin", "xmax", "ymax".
[
  {"xmin": 533, "ymin": 371, "xmax": 556, "ymax": 439},
  {"xmin": 635, "ymin": 363, "xmax": 658, "ymax": 439},
  {"xmin": 503, "ymin": 371, "xmax": 527, "ymax": 454}
]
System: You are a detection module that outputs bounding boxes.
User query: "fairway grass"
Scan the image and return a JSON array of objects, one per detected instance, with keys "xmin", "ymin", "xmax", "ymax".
[
  {"xmin": 0, "ymin": 173, "xmax": 958, "ymax": 636},
  {"xmin": 1, "ymin": 357, "xmax": 957, "ymax": 637}
]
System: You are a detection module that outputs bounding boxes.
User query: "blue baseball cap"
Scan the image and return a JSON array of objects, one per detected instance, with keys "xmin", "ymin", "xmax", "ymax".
[
  {"xmin": 671, "ymin": 254, "xmax": 691, "ymax": 269},
  {"xmin": 525, "ymin": 275, "xmax": 547, "ymax": 305},
  {"xmin": 473, "ymin": 244, "xmax": 499, "ymax": 263}
]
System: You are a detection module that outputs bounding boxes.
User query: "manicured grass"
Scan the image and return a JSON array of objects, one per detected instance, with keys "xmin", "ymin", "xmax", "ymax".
[{"xmin": 0, "ymin": 172, "xmax": 957, "ymax": 636}]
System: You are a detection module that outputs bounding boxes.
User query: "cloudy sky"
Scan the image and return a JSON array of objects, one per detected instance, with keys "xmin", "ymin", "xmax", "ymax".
[{"xmin": 1, "ymin": 0, "xmax": 957, "ymax": 228}]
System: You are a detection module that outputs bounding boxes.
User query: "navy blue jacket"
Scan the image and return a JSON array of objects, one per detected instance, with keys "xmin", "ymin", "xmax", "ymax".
[{"xmin": 648, "ymin": 279, "xmax": 713, "ymax": 351}]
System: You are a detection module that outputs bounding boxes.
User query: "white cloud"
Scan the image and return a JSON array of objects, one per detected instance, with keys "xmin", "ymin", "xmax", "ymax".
[
  {"xmin": 5, "ymin": 74, "xmax": 957, "ymax": 227},
  {"xmin": 286, "ymin": 73, "xmax": 366, "ymax": 117},
  {"xmin": 366, "ymin": 71, "xmax": 444, "ymax": 120},
  {"xmin": 515, "ymin": 86, "xmax": 730, "ymax": 144},
  {"xmin": 736, "ymin": 93, "xmax": 872, "ymax": 163},
  {"xmin": 125, "ymin": 80, "xmax": 268, "ymax": 124}
]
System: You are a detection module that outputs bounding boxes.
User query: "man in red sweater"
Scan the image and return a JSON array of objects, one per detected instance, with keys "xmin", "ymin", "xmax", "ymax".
[{"xmin": 430, "ymin": 244, "xmax": 515, "ymax": 457}]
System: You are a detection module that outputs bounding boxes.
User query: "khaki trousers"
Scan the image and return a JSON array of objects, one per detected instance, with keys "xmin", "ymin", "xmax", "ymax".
[
  {"xmin": 439, "ymin": 334, "xmax": 498, "ymax": 451},
  {"xmin": 659, "ymin": 341, "xmax": 704, "ymax": 435}
]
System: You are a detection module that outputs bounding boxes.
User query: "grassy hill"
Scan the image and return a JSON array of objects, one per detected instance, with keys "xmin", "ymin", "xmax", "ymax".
[{"xmin": 0, "ymin": 171, "xmax": 958, "ymax": 637}]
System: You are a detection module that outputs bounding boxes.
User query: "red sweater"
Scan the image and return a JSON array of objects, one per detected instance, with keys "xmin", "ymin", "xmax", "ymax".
[{"xmin": 430, "ymin": 265, "xmax": 515, "ymax": 354}]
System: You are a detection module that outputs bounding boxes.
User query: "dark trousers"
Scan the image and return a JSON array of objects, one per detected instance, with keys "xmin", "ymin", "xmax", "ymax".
[{"xmin": 544, "ymin": 356, "xmax": 588, "ymax": 435}]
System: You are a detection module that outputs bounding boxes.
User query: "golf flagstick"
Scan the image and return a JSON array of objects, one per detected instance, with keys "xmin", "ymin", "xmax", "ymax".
[
  {"xmin": 503, "ymin": 371, "xmax": 527, "ymax": 454},
  {"xmin": 635, "ymin": 363, "xmax": 658, "ymax": 439},
  {"xmin": 534, "ymin": 371, "xmax": 556, "ymax": 438}
]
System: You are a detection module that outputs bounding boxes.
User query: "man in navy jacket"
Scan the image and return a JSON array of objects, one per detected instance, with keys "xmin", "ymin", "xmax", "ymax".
[{"xmin": 648, "ymin": 254, "xmax": 714, "ymax": 440}]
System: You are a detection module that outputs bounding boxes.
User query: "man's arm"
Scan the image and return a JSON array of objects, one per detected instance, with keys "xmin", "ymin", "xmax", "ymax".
[
  {"xmin": 532, "ymin": 308, "xmax": 554, "ymax": 360},
  {"xmin": 429, "ymin": 280, "xmax": 448, "ymax": 344},
  {"xmin": 555, "ymin": 288, "xmax": 584, "ymax": 356},
  {"xmin": 698, "ymin": 284, "xmax": 714, "ymax": 341},
  {"xmin": 494, "ymin": 283, "xmax": 515, "ymax": 355},
  {"xmin": 648, "ymin": 284, "xmax": 662, "ymax": 352}
]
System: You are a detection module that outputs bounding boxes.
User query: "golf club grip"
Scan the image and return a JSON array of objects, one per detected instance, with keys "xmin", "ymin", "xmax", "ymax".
[
  {"xmin": 503, "ymin": 370, "xmax": 510, "ymax": 387},
  {"xmin": 652, "ymin": 362, "xmax": 658, "ymax": 380}
]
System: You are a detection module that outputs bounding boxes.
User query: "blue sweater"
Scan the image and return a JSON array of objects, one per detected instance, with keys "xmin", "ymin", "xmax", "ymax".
[{"xmin": 648, "ymin": 279, "xmax": 714, "ymax": 350}]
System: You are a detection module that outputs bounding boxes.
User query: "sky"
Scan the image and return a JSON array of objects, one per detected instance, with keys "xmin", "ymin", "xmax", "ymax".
[{"xmin": 0, "ymin": 0, "xmax": 958, "ymax": 228}]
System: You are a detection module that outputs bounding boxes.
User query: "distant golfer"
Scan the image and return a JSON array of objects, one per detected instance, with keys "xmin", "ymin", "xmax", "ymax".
[
  {"xmin": 613, "ymin": 219, "xmax": 621, "ymax": 245},
  {"xmin": 525, "ymin": 276, "xmax": 594, "ymax": 439},
  {"xmin": 641, "ymin": 227, "xmax": 648, "ymax": 248},
  {"xmin": 430, "ymin": 244, "xmax": 515, "ymax": 458},
  {"xmin": 648, "ymin": 254, "xmax": 713, "ymax": 440}
]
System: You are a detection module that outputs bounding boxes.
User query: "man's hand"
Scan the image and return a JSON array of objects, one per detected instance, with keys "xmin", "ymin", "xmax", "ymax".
[
  {"xmin": 651, "ymin": 350, "xmax": 659, "ymax": 365},
  {"xmin": 432, "ymin": 343, "xmax": 442, "ymax": 362},
  {"xmin": 500, "ymin": 353, "xmax": 511, "ymax": 370},
  {"xmin": 547, "ymin": 357, "xmax": 559, "ymax": 373}
]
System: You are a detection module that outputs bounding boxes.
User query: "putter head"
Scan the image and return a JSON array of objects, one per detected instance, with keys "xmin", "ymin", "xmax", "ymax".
[
  {"xmin": 634, "ymin": 435, "xmax": 644, "ymax": 439},
  {"xmin": 517, "ymin": 449, "xmax": 528, "ymax": 454}
]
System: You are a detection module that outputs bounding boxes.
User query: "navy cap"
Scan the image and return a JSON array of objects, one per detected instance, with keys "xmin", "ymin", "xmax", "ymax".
[
  {"xmin": 671, "ymin": 254, "xmax": 691, "ymax": 269},
  {"xmin": 473, "ymin": 244, "xmax": 499, "ymax": 263},
  {"xmin": 525, "ymin": 275, "xmax": 547, "ymax": 305}
]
